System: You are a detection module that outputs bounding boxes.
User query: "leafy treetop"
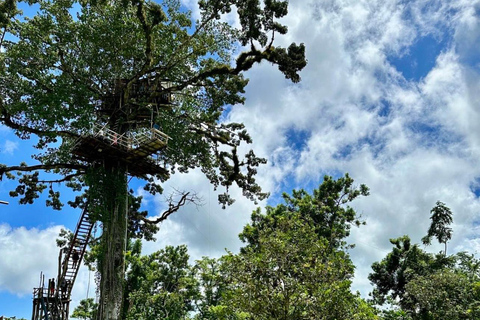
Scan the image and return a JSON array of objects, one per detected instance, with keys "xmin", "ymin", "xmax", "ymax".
[
  {"xmin": 240, "ymin": 174, "xmax": 369, "ymax": 251},
  {"xmin": 0, "ymin": 0, "xmax": 306, "ymax": 210},
  {"xmin": 421, "ymin": 200, "xmax": 453, "ymax": 255}
]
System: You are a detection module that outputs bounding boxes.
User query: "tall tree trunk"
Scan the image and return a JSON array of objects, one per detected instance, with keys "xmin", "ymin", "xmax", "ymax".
[{"xmin": 88, "ymin": 164, "xmax": 128, "ymax": 320}]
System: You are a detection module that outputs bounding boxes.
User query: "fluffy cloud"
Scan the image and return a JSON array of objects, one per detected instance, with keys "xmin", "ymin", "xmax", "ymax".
[
  {"xmin": 142, "ymin": 169, "xmax": 261, "ymax": 260},
  {"xmin": 1, "ymin": 140, "xmax": 18, "ymax": 155},
  {"xmin": 0, "ymin": 224, "xmax": 63, "ymax": 295},
  {"xmin": 157, "ymin": 0, "xmax": 480, "ymax": 298}
]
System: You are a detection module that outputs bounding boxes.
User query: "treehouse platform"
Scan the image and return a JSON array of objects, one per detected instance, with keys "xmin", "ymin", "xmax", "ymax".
[{"xmin": 71, "ymin": 124, "xmax": 170, "ymax": 177}]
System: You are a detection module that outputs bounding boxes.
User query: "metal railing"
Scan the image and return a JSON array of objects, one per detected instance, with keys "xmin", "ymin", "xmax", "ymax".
[{"xmin": 89, "ymin": 123, "xmax": 169, "ymax": 151}]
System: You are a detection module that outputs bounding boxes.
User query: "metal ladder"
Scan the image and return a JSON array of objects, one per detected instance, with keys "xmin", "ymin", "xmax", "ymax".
[{"xmin": 60, "ymin": 205, "xmax": 94, "ymax": 298}]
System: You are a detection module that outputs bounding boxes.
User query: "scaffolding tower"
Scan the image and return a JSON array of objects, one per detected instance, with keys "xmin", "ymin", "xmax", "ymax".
[{"xmin": 32, "ymin": 206, "xmax": 93, "ymax": 320}]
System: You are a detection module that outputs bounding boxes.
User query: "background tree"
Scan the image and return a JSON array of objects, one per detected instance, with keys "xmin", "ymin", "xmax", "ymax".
[
  {"xmin": 240, "ymin": 174, "xmax": 369, "ymax": 252},
  {"xmin": 221, "ymin": 175, "xmax": 377, "ymax": 320},
  {"xmin": 421, "ymin": 201, "xmax": 453, "ymax": 255},
  {"xmin": 124, "ymin": 244, "xmax": 199, "ymax": 320},
  {"xmin": 378, "ymin": 309, "xmax": 412, "ymax": 320},
  {"xmin": 75, "ymin": 175, "xmax": 375, "ymax": 319},
  {"xmin": 405, "ymin": 269, "xmax": 480, "ymax": 320},
  {"xmin": 0, "ymin": 0, "xmax": 306, "ymax": 318},
  {"xmin": 370, "ymin": 231, "xmax": 480, "ymax": 319},
  {"xmin": 191, "ymin": 257, "xmax": 231, "ymax": 320},
  {"xmin": 368, "ymin": 236, "xmax": 454, "ymax": 313},
  {"xmin": 71, "ymin": 298, "xmax": 98, "ymax": 320}
]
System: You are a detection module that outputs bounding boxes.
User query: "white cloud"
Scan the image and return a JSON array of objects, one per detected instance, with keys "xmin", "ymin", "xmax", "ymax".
[
  {"xmin": 134, "ymin": 0, "xmax": 480, "ymax": 303},
  {"xmin": 0, "ymin": 223, "xmax": 95, "ymax": 315},
  {"xmin": 143, "ymin": 169, "xmax": 261, "ymax": 260},
  {"xmin": 2, "ymin": 140, "xmax": 18, "ymax": 155},
  {"xmin": 0, "ymin": 224, "xmax": 63, "ymax": 295},
  {"xmin": 200, "ymin": 0, "xmax": 480, "ymax": 299}
]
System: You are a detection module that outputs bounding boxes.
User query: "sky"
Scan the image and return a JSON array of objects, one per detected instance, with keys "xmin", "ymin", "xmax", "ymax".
[{"xmin": 1, "ymin": 0, "xmax": 480, "ymax": 318}]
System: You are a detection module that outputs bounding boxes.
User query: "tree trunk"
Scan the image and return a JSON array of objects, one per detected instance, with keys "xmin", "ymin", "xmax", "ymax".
[{"xmin": 88, "ymin": 164, "xmax": 128, "ymax": 320}]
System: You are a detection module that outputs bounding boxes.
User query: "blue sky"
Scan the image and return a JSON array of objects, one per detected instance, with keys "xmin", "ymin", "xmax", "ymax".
[{"xmin": 2, "ymin": 0, "xmax": 480, "ymax": 318}]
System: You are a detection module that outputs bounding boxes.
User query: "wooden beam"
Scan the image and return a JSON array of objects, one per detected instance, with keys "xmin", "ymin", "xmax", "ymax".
[{"xmin": 0, "ymin": 200, "xmax": 8, "ymax": 205}]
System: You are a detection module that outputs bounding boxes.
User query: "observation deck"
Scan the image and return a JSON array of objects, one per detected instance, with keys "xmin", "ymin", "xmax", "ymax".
[{"xmin": 71, "ymin": 123, "xmax": 170, "ymax": 177}]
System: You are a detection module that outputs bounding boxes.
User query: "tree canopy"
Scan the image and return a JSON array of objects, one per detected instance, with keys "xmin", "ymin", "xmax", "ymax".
[
  {"xmin": 369, "ymin": 204, "xmax": 479, "ymax": 320},
  {"xmin": 0, "ymin": 0, "xmax": 306, "ymax": 209},
  {"xmin": 240, "ymin": 174, "xmax": 369, "ymax": 251}
]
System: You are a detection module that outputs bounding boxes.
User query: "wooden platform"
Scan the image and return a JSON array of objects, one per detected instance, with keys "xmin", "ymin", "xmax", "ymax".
[
  {"xmin": 71, "ymin": 125, "xmax": 169, "ymax": 177},
  {"xmin": 32, "ymin": 288, "xmax": 70, "ymax": 320}
]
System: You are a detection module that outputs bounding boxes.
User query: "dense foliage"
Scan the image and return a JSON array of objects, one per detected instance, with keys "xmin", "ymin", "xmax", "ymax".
[
  {"xmin": 369, "ymin": 203, "xmax": 480, "ymax": 320},
  {"xmin": 73, "ymin": 175, "xmax": 378, "ymax": 319},
  {"xmin": 0, "ymin": 0, "xmax": 306, "ymax": 208}
]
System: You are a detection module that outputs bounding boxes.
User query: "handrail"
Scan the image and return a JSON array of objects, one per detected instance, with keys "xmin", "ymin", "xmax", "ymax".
[{"xmin": 88, "ymin": 123, "xmax": 169, "ymax": 151}]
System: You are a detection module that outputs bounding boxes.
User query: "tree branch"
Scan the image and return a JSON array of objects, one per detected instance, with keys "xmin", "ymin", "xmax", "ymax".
[
  {"xmin": 0, "ymin": 102, "xmax": 81, "ymax": 139},
  {"xmin": 170, "ymin": 47, "xmax": 268, "ymax": 92},
  {"xmin": 0, "ymin": 163, "xmax": 87, "ymax": 179},
  {"xmin": 38, "ymin": 172, "xmax": 84, "ymax": 184},
  {"xmin": 140, "ymin": 191, "xmax": 200, "ymax": 224},
  {"xmin": 56, "ymin": 44, "xmax": 103, "ymax": 96}
]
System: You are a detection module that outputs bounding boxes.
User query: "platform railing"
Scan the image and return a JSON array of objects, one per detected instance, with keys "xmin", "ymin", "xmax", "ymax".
[{"xmin": 89, "ymin": 123, "xmax": 169, "ymax": 151}]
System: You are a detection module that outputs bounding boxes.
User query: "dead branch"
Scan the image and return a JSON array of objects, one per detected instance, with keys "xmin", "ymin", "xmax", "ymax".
[{"xmin": 141, "ymin": 190, "xmax": 202, "ymax": 224}]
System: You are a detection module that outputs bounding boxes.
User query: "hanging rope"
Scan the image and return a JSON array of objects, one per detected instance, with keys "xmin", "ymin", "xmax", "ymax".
[
  {"xmin": 86, "ymin": 221, "xmax": 98, "ymax": 301},
  {"xmin": 123, "ymin": 166, "xmax": 129, "ymax": 277}
]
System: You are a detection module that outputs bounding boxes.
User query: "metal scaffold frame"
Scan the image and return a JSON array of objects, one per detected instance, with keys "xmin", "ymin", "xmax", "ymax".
[{"xmin": 32, "ymin": 206, "xmax": 93, "ymax": 320}]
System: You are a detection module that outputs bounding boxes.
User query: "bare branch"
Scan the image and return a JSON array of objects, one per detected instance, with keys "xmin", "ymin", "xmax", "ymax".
[
  {"xmin": 140, "ymin": 191, "xmax": 201, "ymax": 224},
  {"xmin": 38, "ymin": 172, "xmax": 84, "ymax": 184}
]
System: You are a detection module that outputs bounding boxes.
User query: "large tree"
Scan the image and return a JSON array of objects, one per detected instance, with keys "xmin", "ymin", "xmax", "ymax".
[
  {"xmin": 0, "ymin": 0, "xmax": 306, "ymax": 318},
  {"xmin": 368, "ymin": 236, "xmax": 454, "ymax": 312},
  {"xmin": 221, "ymin": 175, "xmax": 376, "ymax": 320},
  {"xmin": 223, "ymin": 212, "xmax": 377, "ymax": 320}
]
